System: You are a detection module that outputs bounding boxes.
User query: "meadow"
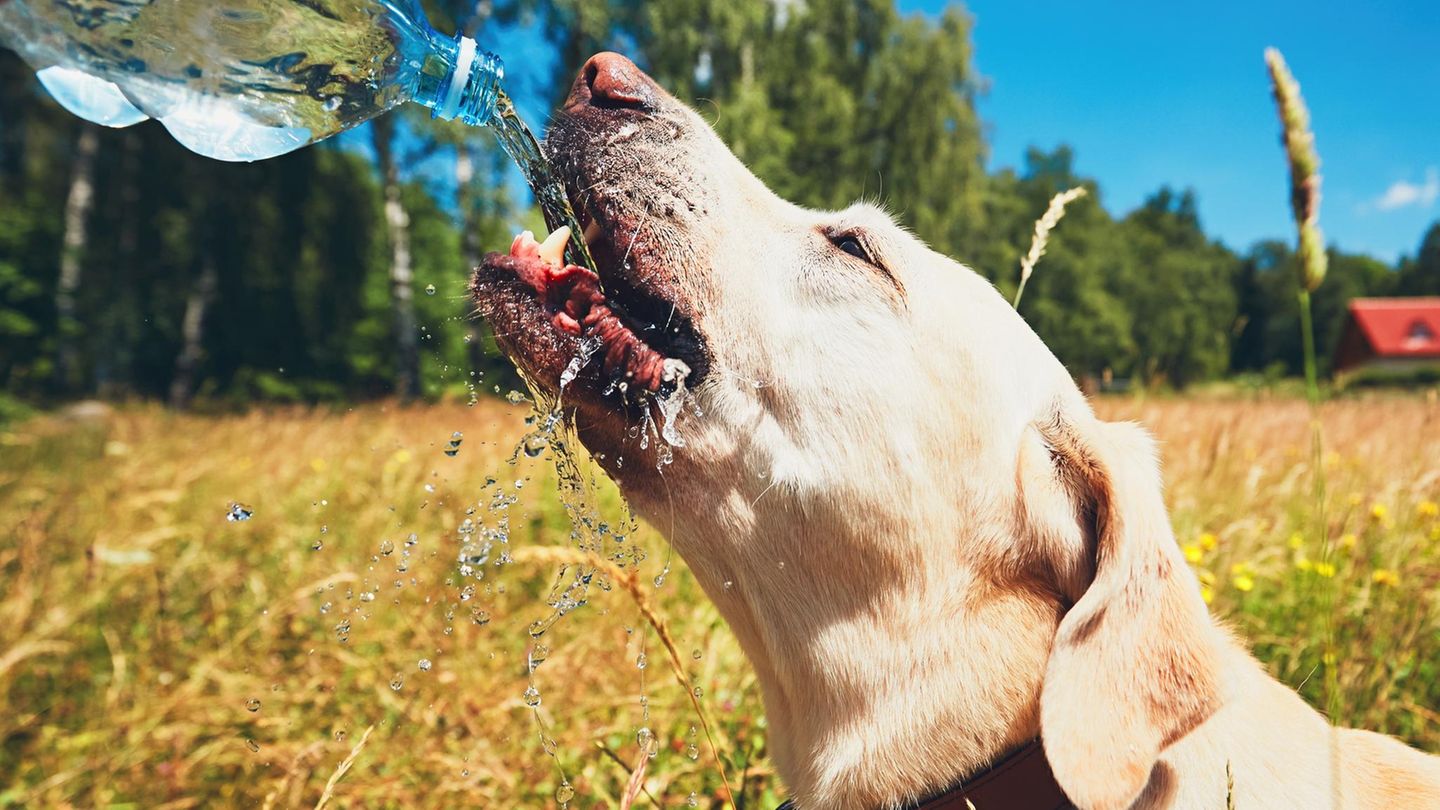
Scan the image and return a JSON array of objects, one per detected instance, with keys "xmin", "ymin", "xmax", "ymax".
[{"xmin": 1, "ymin": 393, "xmax": 1437, "ymax": 808}]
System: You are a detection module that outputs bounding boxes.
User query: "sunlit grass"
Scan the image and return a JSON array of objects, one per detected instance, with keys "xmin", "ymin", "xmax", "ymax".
[
  {"xmin": 1, "ymin": 393, "xmax": 1437, "ymax": 807},
  {"xmin": 0, "ymin": 400, "xmax": 768, "ymax": 808}
]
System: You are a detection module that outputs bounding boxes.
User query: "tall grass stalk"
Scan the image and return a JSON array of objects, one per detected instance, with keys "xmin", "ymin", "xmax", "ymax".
[
  {"xmin": 1012, "ymin": 186, "xmax": 1087, "ymax": 309},
  {"xmin": 1265, "ymin": 48, "xmax": 1339, "ymax": 723}
]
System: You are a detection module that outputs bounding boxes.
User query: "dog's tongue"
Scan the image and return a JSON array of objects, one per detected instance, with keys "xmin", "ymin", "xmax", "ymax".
[{"xmin": 506, "ymin": 228, "xmax": 671, "ymax": 391}]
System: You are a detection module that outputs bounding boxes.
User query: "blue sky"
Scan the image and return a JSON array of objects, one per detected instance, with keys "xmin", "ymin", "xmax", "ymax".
[
  {"xmin": 898, "ymin": 0, "xmax": 1440, "ymax": 262},
  {"xmin": 408, "ymin": 1, "xmax": 1438, "ymax": 263}
]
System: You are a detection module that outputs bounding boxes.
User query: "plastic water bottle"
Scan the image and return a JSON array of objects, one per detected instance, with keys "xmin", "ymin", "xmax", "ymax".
[{"xmin": 0, "ymin": 0, "xmax": 505, "ymax": 162}]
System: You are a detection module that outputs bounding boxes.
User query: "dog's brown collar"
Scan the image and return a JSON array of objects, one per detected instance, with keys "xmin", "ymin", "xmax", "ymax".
[{"xmin": 775, "ymin": 739, "xmax": 1074, "ymax": 809}]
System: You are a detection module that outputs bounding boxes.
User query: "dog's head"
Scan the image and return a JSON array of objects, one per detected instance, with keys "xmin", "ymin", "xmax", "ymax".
[{"xmin": 473, "ymin": 53, "xmax": 1223, "ymax": 809}]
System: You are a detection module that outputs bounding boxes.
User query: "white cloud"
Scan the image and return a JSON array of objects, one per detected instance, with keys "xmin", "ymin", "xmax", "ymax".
[{"xmin": 1374, "ymin": 167, "xmax": 1439, "ymax": 211}]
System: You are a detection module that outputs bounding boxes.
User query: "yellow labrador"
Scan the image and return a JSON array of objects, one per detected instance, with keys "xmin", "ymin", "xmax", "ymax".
[{"xmin": 472, "ymin": 53, "xmax": 1440, "ymax": 810}]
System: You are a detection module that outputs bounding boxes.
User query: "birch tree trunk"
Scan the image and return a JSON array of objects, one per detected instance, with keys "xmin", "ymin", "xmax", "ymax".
[
  {"xmin": 167, "ymin": 249, "xmax": 218, "ymax": 409},
  {"xmin": 55, "ymin": 126, "xmax": 99, "ymax": 393},
  {"xmin": 372, "ymin": 115, "xmax": 421, "ymax": 400},
  {"xmin": 454, "ymin": 142, "xmax": 491, "ymax": 375}
]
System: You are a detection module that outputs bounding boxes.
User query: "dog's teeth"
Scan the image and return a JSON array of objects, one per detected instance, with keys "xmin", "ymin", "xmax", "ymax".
[
  {"xmin": 537, "ymin": 226, "xmax": 571, "ymax": 266},
  {"xmin": 583, "ymin": 217, "xmax": 602, "ymax": 245}
]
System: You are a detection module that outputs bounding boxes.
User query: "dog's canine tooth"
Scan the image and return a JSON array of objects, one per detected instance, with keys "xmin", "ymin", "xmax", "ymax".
[
  {"xmin": 537, "ymin": 226, "xmax": 571, "ymax": 266},
  {"xmin": 583, "ymin": 216, "xmax": 602, "ymax": 246}
]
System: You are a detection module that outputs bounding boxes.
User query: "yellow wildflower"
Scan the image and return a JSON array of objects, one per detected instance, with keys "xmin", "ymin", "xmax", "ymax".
[
  {"xmin": 1371, "ymin": 569, "xmax": 1399, "ymax": 587},
  {"xmin": 1287, "ymin": 532, "xmax": 1304, "ymax": 550},
  {"xmin": 1182, "ymin": 543, "xmax": 1204, "ymax": 564},
  {"xmin": 1232, "ymin": 573, "xmax": 1255, "ymax": 592},
  {"xmin": 1314, "ymin": 561, "xmax": 1336, "ymax": 578},
  {"xmin": 1198, "ymin": 532, "xmax": 1218, "ymax": 551},
  {"xmin": 1338, "ymin": 533, "xmax": 1357, "ymax": 551},
  {"xmin": 1295, "ymin": 556, "xmax": 1313, "ymax": 572},
  {"xmin": 1370, "ymin": 503, "xmax": 1389, "ymax": 522},
  {"xmin": 1200, "ymin": 585, "xmax": 1215, "ymax": 604},
  {"xmin": 1418, "ymin": 501, "xmax": 1439, "ymax": 519}
]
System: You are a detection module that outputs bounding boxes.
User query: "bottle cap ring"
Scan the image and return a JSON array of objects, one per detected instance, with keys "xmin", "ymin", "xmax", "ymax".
[{"xmin": 438, "ymin": 35, "xmax": 477, "ymax": 120}]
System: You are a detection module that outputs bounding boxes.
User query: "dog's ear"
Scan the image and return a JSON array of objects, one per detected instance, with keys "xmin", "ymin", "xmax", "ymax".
[{"xmin": 1034, "ymin": 415, "xmax": 1223, "ymax": 810}]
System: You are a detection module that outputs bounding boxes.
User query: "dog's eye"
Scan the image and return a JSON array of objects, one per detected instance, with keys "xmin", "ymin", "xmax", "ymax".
[{"xmin": 833, "ymin": 235, "xmax": 872, "ymax": 263}]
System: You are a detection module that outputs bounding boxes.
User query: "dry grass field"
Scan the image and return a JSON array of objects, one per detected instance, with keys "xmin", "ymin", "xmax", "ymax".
[{"xmin": 1, "ymin": 393, "xmax": 1438, "ymax": 808}]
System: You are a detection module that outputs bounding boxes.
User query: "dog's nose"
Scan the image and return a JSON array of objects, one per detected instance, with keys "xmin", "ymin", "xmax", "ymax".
[{"xmin": 569, "ymin": 52, "xmax": 657, "ymax": 110}]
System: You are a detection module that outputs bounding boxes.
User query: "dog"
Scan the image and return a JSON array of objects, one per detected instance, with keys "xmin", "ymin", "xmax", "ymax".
[{"xmin": 472, "ymin": 52, "xmax": 1440, "ymax": 810}]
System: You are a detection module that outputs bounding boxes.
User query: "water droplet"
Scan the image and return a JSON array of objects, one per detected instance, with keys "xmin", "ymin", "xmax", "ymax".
[
  {"xmin": 245, "ymin": 698, "xmax": 261, "ymax": 712},
  {"xmin": 319, "ymin": 601, "xmax": 331, "ymax": 614},
  {"xmin": 379, "ymin": 539, "xmax": 395, "ymax": 556},
  {"xmin": 523, "ymin": 685, "xmax": 541, "ymax": 707},
  {"xmin": 686, "ymin": 744, "xmax": 699, "ymax": 760},
  {"xmin": 692, "ymin": 686, "xmax": 704, "ymax": 697},
  {"xmin": 390, "ymin": 673, "xmax": 404, "ymax": 691},
  {"xmin": 226, "ymin": 502, "xmax": 253, "ymax": 522},
  {"xmin": 691, "ymin": 649, "xmax": 703, "ymax": 660},
  {"xmin": 636, "ymin": 726, "xmax": 654, "ymax": 752},
  {"xmin": 424, "ymin": 483, "xmax": 436, "ymax": 493},
  {"xmin": 687, "ymin": 792, "xmax": 698, "ymax": 806},
  {"xmin": 312, "ymin": 539, "xmax": 324, "ymax": 551},
  {"xmin": 444, "ymin": 431, "xmax": 463, "ymax": 456},
  {"xmin": 323, "ymin": 95, "xmax": 342, "ymax": 111},
  {"xmin": 636, "ymin": 653, "xmax": 647, "ymax": 670},
  {"xmin": 505, "ymin": 390, "xmax": 527, "ymax": 404},
  {"xmin": 555, "ymin": 781, "xmax": 575, "ymax": 804},
  {"xmin": 522, "ymin": 433, "xmax": 547, "ymax": 457},
  {"xmin": 471, "ymin": 609, "xmax": 490, "ymax": 625},
  {"xmin": 424, "ymin": 284, "xmax": 436, "ymax": 295},
  {"xmin": 528, "ymin": 644, "xmax": 549, "ymax": 673},
  {"xmin": 334, "ymin": 730, "xmax": 346, "ymax": 742},
  {"xmin": 418, "ymin": 658, "xmax": 432, "ymax": 672},
  {"xmin": 245, "ymin": 738, "xmax": 260, "ymax": 753}
]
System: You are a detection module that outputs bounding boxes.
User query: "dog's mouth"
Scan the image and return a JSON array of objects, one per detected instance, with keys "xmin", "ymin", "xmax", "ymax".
[
  {"xmin": 472, "ymin": 51, "xmax": 710, "ymax": 412},
  {"xmin": 470, "ymin": 186, "xmax": 707, "ymax": 404}
]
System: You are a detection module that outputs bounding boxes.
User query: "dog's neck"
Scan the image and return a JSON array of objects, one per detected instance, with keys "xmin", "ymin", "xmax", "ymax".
[{"xmin": 636, "ymin": 459, "xmax": 1065, "ymax": 809}]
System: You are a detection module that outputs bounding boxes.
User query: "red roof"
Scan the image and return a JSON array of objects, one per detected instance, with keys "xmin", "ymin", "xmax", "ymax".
[{"xmin": 1346, "ymin": 298, "xmax": 1440, "ymax": 359}]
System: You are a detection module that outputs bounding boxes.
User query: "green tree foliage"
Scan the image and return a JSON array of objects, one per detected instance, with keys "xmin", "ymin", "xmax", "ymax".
[
  {"xmin": 0, "ymin": 46, "xmax": 515, "ymax": 403},
  {"xmin": 1394, "ymin": 222, "xmax": 1440, "ymax": 296},
  {"xmin": 1233, "ymin": 242, "xmax": 1395, "ymax": 376},
  {"xmin": 0, "ymin": 3, "xmax": 1434, "ymax": 405}
]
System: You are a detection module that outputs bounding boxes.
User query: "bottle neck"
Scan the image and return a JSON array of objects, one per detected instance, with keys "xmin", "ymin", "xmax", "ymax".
[{"xmin": 431, "ymin": 34, "xmax": 504, "ymax": 127}]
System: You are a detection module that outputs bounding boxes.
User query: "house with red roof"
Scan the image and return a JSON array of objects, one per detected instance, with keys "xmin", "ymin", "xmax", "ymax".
[{"xmin": 1334, "ymin": 298, "xmax": 1440, "ymax": 374}]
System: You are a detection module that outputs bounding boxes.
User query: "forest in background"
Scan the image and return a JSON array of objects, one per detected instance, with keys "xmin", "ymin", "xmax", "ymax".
[{"xmin": 2, "ymin": 0, "xmax": 1439, "ymax": 411}]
